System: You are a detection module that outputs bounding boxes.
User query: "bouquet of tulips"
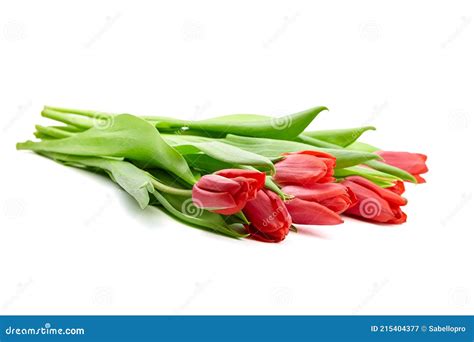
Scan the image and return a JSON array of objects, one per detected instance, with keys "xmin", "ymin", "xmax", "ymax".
[{"xmin": 17, "ymin": 106, "xmax": 428, "ymax": 242}]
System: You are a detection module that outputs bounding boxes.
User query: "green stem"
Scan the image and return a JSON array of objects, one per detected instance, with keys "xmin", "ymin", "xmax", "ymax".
[
  {"xmin": 234, "ymin": 211, "xmax": 250, "ymax": 224},
  {"xmin": 35, "ymin": 125, "xmax": 74, "ymax": 139},
  {"xmin": 41, "ymin": 108, "xmax": 94, "ymax": 129},
  {"xmin": 149, "ymin": 177, "xmax": 192, "ymax": 196},
  {"xmin": 145, "ymin": 116, "xmax": 190, "ymax": 130},
  {"xmin": 44, "ymin": 106, "xmax": 111, "ymax": 118},
  {"xmin": 298, "ymin": 134, "xmax": 342, "ymax": 149}
]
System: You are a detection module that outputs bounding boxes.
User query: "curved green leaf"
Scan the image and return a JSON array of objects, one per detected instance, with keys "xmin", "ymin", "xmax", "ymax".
[
  {"xmin": 364, "ymin": 160, "xmax": 417, "ymax": 183},
  {"xmin": 152, "ymin": 192, "xmax": 247, "ymax": 239},
  {"xmin": 17, "ymin": 114, "xmax": 196, "ymax": 185},
  {"xmin": 184, "ymin": 154, "xmax": 235, "ymax": 173},
  {"xmin": 35, "ymin": 125, "xmax": 74, "ymax": 139},
  {"xmin": 163, "ymin": 135, "xmax": 275, "ymax": 172},
  {"xmin": 346, "ymin": 141, "xmax": 380, "ymax": 152},
  {"xmin": 223, "ymin": 134, "xmax": 381, "ymax": 169},
  {"xmin": 152, "ymin": 106, "xmax": 328, "ymax": 139},
  {"xmin": 303, "ymin": 126, "xmax": 376, "ymax": 147},
  {"xmin": 297, "ymin": 135, "xmax": 342, "ymax": 148},
  {"xmin": 334, "ymin": 166, "xmax": 400, "ymax": 188}
]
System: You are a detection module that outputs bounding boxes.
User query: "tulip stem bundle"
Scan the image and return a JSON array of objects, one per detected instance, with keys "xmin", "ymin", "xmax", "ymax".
[{"xmin": 17, "ymin": 105, "xmax": 428, "ymax": 242}]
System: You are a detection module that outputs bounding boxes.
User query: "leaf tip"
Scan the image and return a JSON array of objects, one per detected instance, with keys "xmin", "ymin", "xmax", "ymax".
[{"xmin": 16, "ymin": 141, "xmax": 31, "ymax": 150}]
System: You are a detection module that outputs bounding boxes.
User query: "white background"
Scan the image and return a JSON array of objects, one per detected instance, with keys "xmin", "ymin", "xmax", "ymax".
[{"xmin": 1, "ymin": 0, "xmax": 473, "ymax": 315}]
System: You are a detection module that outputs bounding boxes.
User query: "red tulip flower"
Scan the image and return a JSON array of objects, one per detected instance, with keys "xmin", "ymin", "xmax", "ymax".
[
  {"xmin": 282, "ymin": 183, "xmax": 356, "ymax": 225},
  {"xmin": 274, "ymin": 150, "xmax": 336, "ymax": 186},
  {"xmin": 376, "ymin": 151, "xmax": 428, "ymax": 183},
  {"xmin": 192, "ymin": 169, "xmax": 266, "ymax": 215},
  {"xmin": 386, "ymin": 180, "xmax": 405, "ymax": 195},
  {"xmin": 243, "ymin": 189, "xmax": 292, "ymax": 242},
  {"xmin": 341, "ymin": 176, "xmax": 408, "ymax": 224}
]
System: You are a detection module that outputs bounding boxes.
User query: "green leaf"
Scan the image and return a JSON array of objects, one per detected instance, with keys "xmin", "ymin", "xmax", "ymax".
[
  {"xmin": 163, "ymin": 134, "xmax": 275, "ymax": 172},
  {"xmin": 35, "ymin": 125, "xmax": 74, "ymax": 139},
  {"xmin": 152, "ymin": 192, "xmax": 247, "ymax": 239},
  {"xmin": 152, "ymin": 106, "xmax": 328, "ymax": 139},
  {"xmin": 17, "ymin": 114, "xmax": 197, "ymax": 185},
  {"xmin": 223, "ymin": 134, "xmax": 381, "ymax": 169},
  {"xmin": 41, "ymin": 108, "xmax": 95, "ymax": 129},
  {"xmin": 334, "ymin": 166, "xmax": 400, "ymax": 188},
  {"xmin": 51, "ymin": 125, "xmax": 84, "ymax": 133},
  {"xmin": 346, "ymin": 141, "xmax": 380, "ymax": 152},
  {"xmin": 364, "ymin": 160, "xmax": 417, "ymax": 183},
  {"xmin": 303, "ymin": 126, "xmax": 376, "ymax": 147},
  {"xmin": 41, "ymin": 153, "xmax": 154, "ymax": 209},
  {"xmin": 296, "ymin": 134, "xmax": 342, "ymax": 148},
  {"xmin": 184, "ymin": 154, "xmax": 235, "ymax": 173},
  {"xmin": 265, "ymin": 176, "xmax": 292, "ymax": 200}
]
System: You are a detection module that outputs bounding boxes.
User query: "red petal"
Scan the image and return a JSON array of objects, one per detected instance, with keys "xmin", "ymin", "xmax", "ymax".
[
  {"xmin": 320, "ymin": 196, "xmax": 352, "ymax": 214},
  {"xmin": 243, "ymin": 189, "xmax": 291, "ymax": 234},
  {"xmin": 282, "ymin": 183, "xmax": 350, "ymax": 202},
  {"xmin": 275, "ymin": 154, "xmax": 328, "ymax": 186},
  {"xmin": 196, "ymin": 174, "xmax": 241, "ymax": 194},
  {"xmin": 344, "ymin": 176, "xmax": 407, "ymax": 206},
  {"xmin": 192, "ymin": 187, "xmax": 237, "ymax": 211},
  {"xmin": 285, "ymin": 198, "xmax": 343, "ymax": 225},
  {"xmin": 414, "ymin": 174, "xmax": 426, "ymax": 183},
  {"xmin": 285, "ymin": 150, "xmax": 336, "ymax": 160},
  {"xmin": 342, "ymin": 180, "xmax": 407, "ymax": 224},
  {"xmin": 376, "ymin": 151, "xmax": 428, "ymax": 176},
  {"xmin": 215, "ymin": 169, "xmax": 266, "ymax": 189},
  {"xmin": 387, "ymin": 181, "xmax": 405, "ymax": 195}
]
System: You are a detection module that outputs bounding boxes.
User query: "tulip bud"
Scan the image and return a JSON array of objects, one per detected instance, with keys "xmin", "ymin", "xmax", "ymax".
[
  {"xmin": 342, "ymin": 176, "xmax": 407, "ymax": 224},
  {"xmin": 192, "ymin": 169, "xmax": 265, "ymax": 215},
  {"xmin": 282, "ymin": 183, "xmax": 356, "ymax": 225},
  {"xmin": 243, "ymin": 189, "xmax": 292, "ymax": 242},
  {"xmin": 274, "ymin": 150, "xmax": 336, "ymax": 186},
  {"xmin": 376, "ymin": 151, "xmax": 428, "ymax": 183}
]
